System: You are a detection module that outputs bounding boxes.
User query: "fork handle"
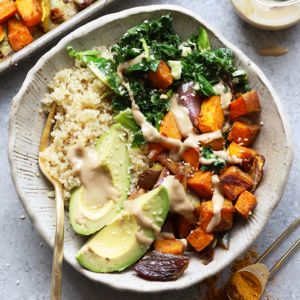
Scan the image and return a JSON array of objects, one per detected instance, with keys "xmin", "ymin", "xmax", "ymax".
[{"xmin": 51, "ymin": 183, "xmax": 64, "ymax": 300}]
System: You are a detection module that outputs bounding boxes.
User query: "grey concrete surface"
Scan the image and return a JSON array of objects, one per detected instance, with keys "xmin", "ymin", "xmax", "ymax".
[{"xmin": 1, "ymin": 0, "xmax": 300, "ymax": 299}]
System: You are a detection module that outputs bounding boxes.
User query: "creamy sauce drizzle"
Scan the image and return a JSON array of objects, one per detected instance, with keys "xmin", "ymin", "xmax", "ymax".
[
  {"xmin": 156, "ymin": 232, "xmax": 175, "ymax": 240},
  {"xmin": 135, "ymin": 231, "xmax": 154, "ymax": 247},
  {"xmin": 222, "ymin": 116, "xmax": 231, "ymax": 134},
  {"xmin": 206, "ymin": 175, "xmax": 225, "ymax": 233},
  {"xmin": 75, "ymin": 214, "xmax": 85, "ymax": 225},
  {"xmin": 213, "ymin": 80, "xmax": 233, "ymax": 115},
  {"xmin": 67, "ymin": 145, "xmax": 121, "ymax": 206},
  {"xmin": 162, "ymin": 176, "xmax": 197, "ymax": 225},
  {"xmin": 123, "ymin": 200, "xmax": 161, "ymax": 237},
  {"xmin": 258, "ymin": 46, "xmax": 289, "ymax": 56},
  {"xmin": 213, "ymin": 150, "xmax": 243, "ymax": 164}
]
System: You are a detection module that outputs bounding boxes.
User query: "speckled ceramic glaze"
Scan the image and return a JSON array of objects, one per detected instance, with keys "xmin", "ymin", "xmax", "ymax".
[{"xmin": 8, "ymin": 5, "xmax": 294, "ymax": 293}]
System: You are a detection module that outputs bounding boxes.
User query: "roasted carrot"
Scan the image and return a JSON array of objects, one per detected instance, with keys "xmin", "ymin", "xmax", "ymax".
[
  {"xmin": 15, "ymin": 0, "xmax": 42, "ymax": 28},
  {"xmin": 0, "ymin": 0, "xmax": 17, "ymax": 24}
]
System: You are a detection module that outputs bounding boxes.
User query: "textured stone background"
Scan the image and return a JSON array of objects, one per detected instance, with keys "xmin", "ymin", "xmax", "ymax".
[{"xmin": 0, "ymin": 0, "xmax": 299, "ymax": 299}]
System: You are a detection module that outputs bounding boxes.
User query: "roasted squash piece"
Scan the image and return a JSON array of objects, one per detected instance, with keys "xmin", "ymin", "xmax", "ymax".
[
  {"xmin": 153, "ymin": 238, "xmax": 185, "ymax": 255},
  {"xmin": 228, "ymin": 121, "xmax": 260, "ymax": 146},
  {"xmin": 220, "ymin": 166, "xmax": 254, "ymax": 200},
  {"xmin": 200, "ymin": 137, "xmax": 225, "ymax": 151},
  {"xmin": 234, "ymin": 190, "xmax": 257, "ymax": 220},
  {"xmin": 8, "ymin": 27, "xmax": 33, "ymax": 51},
  {"xmin": 147, "ymin": 60, "xmax": 173, "ymax": 89},
  {"xmin": 248, "ymin": 155, "xmax": 265, "ymax": 193},
  {"xmin": 177, "ymin": 215, "xmax": 195, "ymax": 238},
  {"xmin": 0, "ymin": 0, "xmax": 17, "ymax": 24},
  {"xmin": 229, "ymin": 90, "xmax": 261, "ymax": 119},
  {"xmin": 15, "ymin": 0, "xmax": 42, "ymax": 28},
  {"xmin": 127, "ymin": 188, "xmax": 146, "ymax": 200},
  {"xmin": 198, "ymin": 199, "xmax": 234, "ymax": 232},
  {"xmin": 198, "ymin": 95, "xmax": 224, "ymax": 133},
  {"xmin": 186, "ymin": 227, "xmax": 214, "ymax": 251},
  {"xmin": 228, "ymin": 142, "xmax": 259, "ymax": 160},
  {"xmin": 148, "ymin": 142, "xmax": 165, "ymax": 161},
  {"xmin": 156, "ymin": 151, "xmax": 181, "ymax": 174},
  {"xmin": 187, "ymin": 170, "xmax": 213, "ymax": 200},
  {"xmin": 159, "ymin": 111, "xmax": 183, "ymax": 149},
  {"xmin": 182, "ymin": 147, "xmax": 200, "ymax": 170},
  {"xmin": 7, "ymin": 18, "xmax": 24, "ymax": 35},
  {"xmin": 0, "ymin": 25, "xmax": 4, "ymax": 43}
]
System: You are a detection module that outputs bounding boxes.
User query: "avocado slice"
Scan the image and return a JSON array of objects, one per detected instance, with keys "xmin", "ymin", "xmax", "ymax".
[
  {"xmin": 69, "ymin": 124, "xmax": 130, "ymax": 235},
  {"xmin": 76, "ymin": 186, "xmax": 170, "ymax": 272}
]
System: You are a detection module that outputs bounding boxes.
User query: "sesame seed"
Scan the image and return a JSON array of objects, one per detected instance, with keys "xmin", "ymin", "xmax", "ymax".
[
  {"xmin": 260, "ymin": 122, "xmax": 264, "ymax": 126},
  {"xmin": 39, "ymin": 109, "xmax": 43, "ymax": 113},
  {"xmin": 20, "ymin": 215, "xmax": 25, "ymax": 220},
  {"xmin": 16, "ymin": 280, "xmax": 20, "ymax": 285},
  {"xmin": 40, "ymin": 242, "xmax": 43, "ymax": 247},
  {"xmin": 33, "ymin": 108, "xmax": 36, "ymax": 112},
  {"xmin": 167, "ymin": 158, "xmax": 172, "ymax": 162},
  {"xmin": 244, "ymin": 138, "xmax": 248, "ymax": 141},
  {"xmin": 35, "ymin": 173, "xmax": 40, "ymax": 177}
]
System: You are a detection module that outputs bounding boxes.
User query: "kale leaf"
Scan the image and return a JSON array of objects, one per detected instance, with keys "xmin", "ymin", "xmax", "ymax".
[{"xmin": 200, "ymin": 145, "xmax": 226, "ymax": 173}]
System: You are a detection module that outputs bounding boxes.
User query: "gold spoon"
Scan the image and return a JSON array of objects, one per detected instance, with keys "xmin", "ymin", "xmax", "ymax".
[
  {"xmin": 39, "ymin": 103, "xmax": 64, "ymax": 300},
  {"xmin": 226, "ymin": 216, "xmax": 300, "ymax": 299}
]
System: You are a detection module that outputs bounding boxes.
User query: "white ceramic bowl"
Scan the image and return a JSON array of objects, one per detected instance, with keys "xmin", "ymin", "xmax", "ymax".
[{"xmin": 8, "ymin": 5, "xmax": 294, "ymax": 293}]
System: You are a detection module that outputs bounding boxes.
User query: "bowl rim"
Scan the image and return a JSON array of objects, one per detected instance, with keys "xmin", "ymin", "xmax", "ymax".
[{"xmin": 8, "ymin": 4, "xmax": 294, "ymax": 293}]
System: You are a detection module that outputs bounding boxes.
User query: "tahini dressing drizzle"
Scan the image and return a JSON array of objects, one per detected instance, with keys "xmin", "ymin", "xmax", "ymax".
[
  {"xmin": 213, "ymin": 80, "xmax": 233, "ymax": 115},
  {"xmin": 67, "ymin": 145, "xmax": 121, "ymax": 207}
]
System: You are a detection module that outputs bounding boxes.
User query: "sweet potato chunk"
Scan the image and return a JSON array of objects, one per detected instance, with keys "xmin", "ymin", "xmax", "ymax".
[
  {"xmin": 186, "ymin": 227, "xmax": 214, "ymax": 251},
  {"xmin": 220, "ymin": 166, "xmax": 254, "ymax": 200},
  {"xmin": 229, "ymin": 90, "xmax": 261, "ymax": 119},
  {"xmin": 7, "ymin": 18, "xmax": 24, "ymax": 35},
  {"xmin": 154, "ymin": 238, "xmax": 185, "ymax": 255},
  {"xmin": 147, "ymin": 60, "xmax": 173, "ymax": 89},
  {"xmin": 0, "ymin": 0, "xmax": 17, "ymax": 24},
  {"xmin": 182, "ymin": 147, "xmax": 200, "ymax": 170},
  {"xmin": 199, "ymin": 200, "xmax": 234, "ymax": 232},
  {"xmin": 148, "ymin": 142, "xmax": 165, "ymax": 161},
  {"xmin": 159, "ymin": 111, "xmax": 183, "ymax": 149},
  {"xmin": 228, "ymin": 142, "xmax": 259, "ymax": 160},
  {"xmin": 177, "ymin": 215, "xmax": 195, "ymax": 238},
  {"xmin": 228, "ymin": 121, "xmax": 260, "ymax": 146},
  {"xmin": 0, "ymin": 25, "xmax": 4, "ymax": 43},
  {"xmin": 200, "ymin": 137, "xmax": 225, "ymax": 151},
  {"xmin": 15, "ymin": 0, "xmax": 42, "ymax": 28},
  {"xmin": 8, "ymin": 26, "xmax": 33, "ymax": 51},
  {"xmin": 187, "ymin": 170, "xmax": 213, "ymax": 200},
  {"xmin": 198, "ymin": 95, "xmax": 224, "ymax": 133},
  {"xmin": 234, "ymin": 190, "xmax": 257, "ymax": 220},
  {"xmin": 127, "ymin": 188, "xmax": 146, "ymax": 200}
]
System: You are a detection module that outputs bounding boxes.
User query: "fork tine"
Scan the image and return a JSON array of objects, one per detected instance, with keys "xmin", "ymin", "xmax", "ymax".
[{"xmin": 39, "ymin": 103, "xmax": 57, "ymax": 153}]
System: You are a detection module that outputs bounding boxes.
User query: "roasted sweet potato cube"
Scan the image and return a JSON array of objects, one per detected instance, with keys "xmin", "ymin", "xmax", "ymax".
[
  {"xmin": 7, "ymin": 18, "xmax": 24, "ymax": 35},
  {"xmin": 228, "ymin": 142, "xmax": 259, "ymax": 160},
  {"xmin": 186, "ymin": 227, "xmax": 214, "ymax": 251},
  {"xmin": 182, "ymin": 147, "xmax": 200, "ymax": 170},
  {"xmin": 228, "ymin": 121, "xmax": 260, "ymax": 146},
  {"xmin": 0, "ymin": 25, "xmax": 4, "ymax": 43},
  {"xmin": 234, "ymin": 190, "xmax": 257, "ymax": 220},
  {"xmin": 147, "ymin": 60, "xmax": 173, "ymax": 89},
  {"xmin": 198, "ymin": 95, "xmax": 224, "ymax": 133},
  {"xmin": 220, "ymin": 166, "xmax": 254, "ymax": 200},
  {"xmin": 148, "ymin": 142, "xmax": 165, "ymax": 161},
  {"xmin": 159, "ymin": 111, "xmax": 182, "ymax": 149},
  {"xmin": 15, "ymin": 0, "xmax": 42, "ymax": 28},
  {"xmin": 200, "ymin": 137, "xmax": 225, "ymax": 151},
  {"xmin": 177, "ymin": 215, "xmax": 195, "ymax": 238},
  {"xmin": 187, "ymin": 170, "xmax": 213, "ymax": 200},
  {"xmin": 8, "ymin": 26, "xmax": 33, "ymax": 51},
  {"xmin": 127, "ymin": 188, "xmax": 146, "ymax": 200},
  {"xmin": 153, "ymin": 238, "xmax": 185, "ymax": 255},
  {"xmin": 199, "ymin": 200, "xmax": 234, "ymax": 232},
  {"xmin": 0, "ymin": 0, "xmax": 17, "ymax": 24},
  {"xmin": 229, "ymin": 90, "xmax": 261, "ymax": 119}
]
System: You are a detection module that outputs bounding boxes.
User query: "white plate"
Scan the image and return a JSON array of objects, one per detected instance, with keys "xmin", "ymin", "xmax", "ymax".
[{"xmin": 8, "ymin": 4, "xmax": 294, "ymax": 293}]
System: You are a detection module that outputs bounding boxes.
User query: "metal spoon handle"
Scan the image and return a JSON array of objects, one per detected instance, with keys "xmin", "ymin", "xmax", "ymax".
[
  {"xmin": 268, "ymin": 238, "xmax": 300, "ymax": 276},
  {"xmin": 256, "ymin": 216, "xmax": 300, "ymax": 264},
  {"xmin": 50, "ymin": 183, "xmax": 64, "ymax": 300}
]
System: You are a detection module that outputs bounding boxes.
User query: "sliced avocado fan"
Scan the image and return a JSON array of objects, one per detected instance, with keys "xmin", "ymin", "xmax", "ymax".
[
  {"xmin": 76, "ymin": 186, "xmax": 170, "ymax": 273},
  {"xmin": 69, "ymin": 123, "xmax": 130, "ymax": 235}
]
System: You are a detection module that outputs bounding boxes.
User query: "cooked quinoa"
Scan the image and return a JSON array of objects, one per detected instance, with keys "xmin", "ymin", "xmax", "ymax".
[{"xmin": 40, "ymin": 47, "xmax": 151, "ymax": 205}]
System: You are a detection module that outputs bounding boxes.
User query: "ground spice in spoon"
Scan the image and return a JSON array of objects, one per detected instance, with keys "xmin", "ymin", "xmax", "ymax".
[{"xmin": 226, "ymin": 272, "xmax": 261, "ymax": 300}]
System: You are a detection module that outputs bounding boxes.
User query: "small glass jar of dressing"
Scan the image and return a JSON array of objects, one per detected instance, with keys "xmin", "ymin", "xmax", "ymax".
[{"xmin": 230, "ymin": 0, "xmax": 300, "ymax": 30}]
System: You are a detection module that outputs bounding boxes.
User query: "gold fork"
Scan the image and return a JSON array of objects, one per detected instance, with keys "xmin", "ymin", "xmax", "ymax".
[{"xmin": 39, "ymin": 102, "xmax": 64, "ymax": 300}]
